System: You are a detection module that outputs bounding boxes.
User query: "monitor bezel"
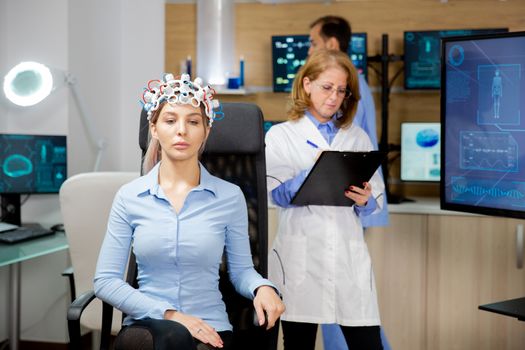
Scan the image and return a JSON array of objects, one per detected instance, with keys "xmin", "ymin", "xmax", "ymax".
[
  {"xmin": 404, "ymin": 28, "xmax": 509, "ymax": 91},
  {"xmin": 271, "ymin": 32, "xmax": 369, "ymax": 92},
  {"xmin": 349, "ymin": 32, "xmax": 368, "ymax": 81},
  {"xmin": 0, "ymin": 133, "xmax": 68, "ymax": 195},
  {"xmin": 271, "ymin": 34, "xmax": 310, "ymax": 93},
  {"xmin": 400, "ymin": 121, "xmax": 441, "ymax": 183},
  {"xmin": 440, "ymin": 30, "xmax": 525, "ymax": 219}
]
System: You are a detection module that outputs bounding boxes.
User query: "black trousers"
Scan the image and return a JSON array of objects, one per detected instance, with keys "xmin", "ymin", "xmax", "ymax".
[
  {"xmin": 281, "ymin": 320, "xmax": 383, "ymax": 350},
  {"xmin": 114, "ymin": 319, "xmax": 233, "ymax": 350}
]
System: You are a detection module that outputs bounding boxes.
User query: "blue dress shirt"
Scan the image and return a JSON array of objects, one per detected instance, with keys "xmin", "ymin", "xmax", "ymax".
[
  {"xmin": 94, "ymin": 162, "xmax": 275, "ymax": 331},
  {"xmin": 270, "ymin": 111, "xmax": 377, "ymax": 216},
  {"xmin": 354, "ymin": 75, "xmax": 390, "ymax": 228}
]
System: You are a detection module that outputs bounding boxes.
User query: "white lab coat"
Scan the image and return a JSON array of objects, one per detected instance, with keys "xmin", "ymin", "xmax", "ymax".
[{"xmin": 265, "ymin": 115, "xmax": 384, "ymax": 326}]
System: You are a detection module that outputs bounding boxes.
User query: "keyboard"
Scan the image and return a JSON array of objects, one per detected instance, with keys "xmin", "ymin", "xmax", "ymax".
[{"xmin": 0, "ymin": 224, "xmax": 54, "ymax": 244}]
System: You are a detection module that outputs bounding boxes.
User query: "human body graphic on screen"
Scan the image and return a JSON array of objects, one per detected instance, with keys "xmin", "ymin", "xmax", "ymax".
[{"xmin": 492, "ymin": 69, "xmax": 502, "ymax": 119}]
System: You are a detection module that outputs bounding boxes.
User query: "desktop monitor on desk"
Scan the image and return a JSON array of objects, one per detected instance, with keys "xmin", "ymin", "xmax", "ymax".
[
  {"xmin": 0, "ymin": 134, "xmax": 67, "ymax": 225},
  {"xmin": 441, "ymin": 31, "xmax": 525, "ymax": 219},
  {"xmin": 400, "ymin": 122, "xmax": 441, "ymax": 182},
  {"xmin": 404, "ymin": 28, "xmax": 508, "ymax": 90},
  {"xmin": 271, "ymin": 33, "xmax": 369, "ymax": 92}
]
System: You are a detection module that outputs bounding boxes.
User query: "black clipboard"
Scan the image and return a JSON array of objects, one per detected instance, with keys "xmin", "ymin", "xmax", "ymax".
[{"xmin": 291, "ymin": 151, "xmax": 387, "ymax": 207}]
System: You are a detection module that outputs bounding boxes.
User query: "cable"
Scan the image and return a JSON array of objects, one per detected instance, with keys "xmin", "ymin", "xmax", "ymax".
[{"xmin": 266, "ymin": 175, "xmax": 283, "ymax": 184}]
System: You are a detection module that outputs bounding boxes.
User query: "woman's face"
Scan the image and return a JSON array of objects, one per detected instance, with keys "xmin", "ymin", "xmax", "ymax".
[
  {"xmin": 303, "ymin": 66, "xmax": 348, "ymax": 123},
  {"xmin": 150, "ymin": 103, "xmax": 209, "ymax": 163}
]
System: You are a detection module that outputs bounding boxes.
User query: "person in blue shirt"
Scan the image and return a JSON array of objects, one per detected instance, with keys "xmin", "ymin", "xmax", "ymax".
[{"xmin": 94, "ymin": 74, "xmax": 284, "ymax": 350}]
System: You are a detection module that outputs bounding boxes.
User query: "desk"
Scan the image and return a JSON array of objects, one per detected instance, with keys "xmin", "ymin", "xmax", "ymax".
[
  {"xmin": 0, "ymin": 232, "xmax": 69, "ymax": 350},
  {"xmin": 479, "ymin": 297, "xmax": 525, "ymax": 322}
]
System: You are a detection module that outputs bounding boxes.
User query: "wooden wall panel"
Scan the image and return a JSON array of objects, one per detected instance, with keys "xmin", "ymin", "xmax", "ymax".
[{"xmin": 166, "ymin": 0, "xmax": 525, "ymax": 197}]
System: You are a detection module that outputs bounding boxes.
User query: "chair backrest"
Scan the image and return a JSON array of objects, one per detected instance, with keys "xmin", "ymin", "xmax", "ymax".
[
  {"xmin": 139, "ymin": 102, "xmax": 268, "ymax": 276},
  {"xmin": 60, "ymin": 172, "xmax": 139, "ymax": 334},
  {"xmin": 139, "ymin": 102, "xmax": 275, "ymax": 349}
]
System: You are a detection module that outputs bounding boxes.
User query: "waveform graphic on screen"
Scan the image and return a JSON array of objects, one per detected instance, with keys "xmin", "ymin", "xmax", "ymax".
[
  {"xmin": 460, "ymin": 131, "xmax": 518, "ymax": 172},
  {"xmin": 450, "ymin": 177, "xmax": 525, "ymax": 207}
]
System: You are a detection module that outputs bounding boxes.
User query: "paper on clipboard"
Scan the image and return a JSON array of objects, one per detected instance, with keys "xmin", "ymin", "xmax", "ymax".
[{"xmin": 291, "ymin": 150, "xmax": 387, "ymax": 207}]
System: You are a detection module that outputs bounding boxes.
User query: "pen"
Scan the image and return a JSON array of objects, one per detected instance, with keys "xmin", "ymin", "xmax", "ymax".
[{"xmin": 306, "ymin": 140, "xmax": 319, "ymax": 149}]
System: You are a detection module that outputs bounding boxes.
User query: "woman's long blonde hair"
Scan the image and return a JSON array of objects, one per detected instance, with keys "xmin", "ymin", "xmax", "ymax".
[
  {"xmin": 288, "ymin": 49, "xmax": 360, "ymax": 129},
  {"xmin": 142, "ymin": 102, "xmax": 209, "ymax": 174}
]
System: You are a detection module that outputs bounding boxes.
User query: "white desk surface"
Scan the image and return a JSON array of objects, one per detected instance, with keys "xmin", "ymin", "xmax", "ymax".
[{"xmin": 387, "ymin": 197, "xmax": 479, "ymax": 216}]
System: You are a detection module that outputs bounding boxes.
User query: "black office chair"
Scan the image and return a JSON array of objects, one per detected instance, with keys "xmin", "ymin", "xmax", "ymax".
[{"xmin": 67, "ymin": 102, "xmax": 278, "ymax": 350}]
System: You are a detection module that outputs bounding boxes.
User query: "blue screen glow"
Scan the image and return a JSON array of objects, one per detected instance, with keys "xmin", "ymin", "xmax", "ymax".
[
  {"xmin": 0, "ymin": 134, "xmax": 67, "ymax": 194},
  {"xmin": 442, "ymin": 32, "xmax": 525, "ymax": 218}
]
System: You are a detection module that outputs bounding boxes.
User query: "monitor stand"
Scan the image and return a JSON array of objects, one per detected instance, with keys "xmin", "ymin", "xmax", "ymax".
[{"xmin": 1, "ymin": 194, "xmax": 21, "ymax": 226}]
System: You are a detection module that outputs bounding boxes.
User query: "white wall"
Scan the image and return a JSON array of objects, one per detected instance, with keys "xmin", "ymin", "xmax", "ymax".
[
  {"xmin": 69, "ymin": 0, "xmax": 165, "ymax": 174},
  {"xmin": 0, "ymin": 0, "xmax": 165, "ymax": 343}
]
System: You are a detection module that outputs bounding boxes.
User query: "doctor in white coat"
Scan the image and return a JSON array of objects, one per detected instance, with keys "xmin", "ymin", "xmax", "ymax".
[{"xmin": 266, "ymin": 49, "xmax": 384, "ymax": 350}]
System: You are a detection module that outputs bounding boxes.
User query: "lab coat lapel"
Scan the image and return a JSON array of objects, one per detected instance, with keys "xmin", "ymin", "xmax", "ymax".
[{"xmin": 295, "ymin": 115, "xmax": 331, "ymax": 150}]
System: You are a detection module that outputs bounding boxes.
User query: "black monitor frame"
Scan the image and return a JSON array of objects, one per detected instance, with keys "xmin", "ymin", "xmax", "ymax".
[
  {"xmin": 271, "ymin": 34, "xmax": 310, "ymax": 93},
  {"xmin": 0, "ymin": 134, "xmax": 67, "ymax": 225},
  {"xmin": 440, "ymin": 31, "xmax": 525, "ymax": 219},
  {"xmin": 404, "ymin": 28, "xmax": 508, "ymax": 90},
  {"xmin": 271, "ymin": 32, "xmax": 369, "ymax": 93}
]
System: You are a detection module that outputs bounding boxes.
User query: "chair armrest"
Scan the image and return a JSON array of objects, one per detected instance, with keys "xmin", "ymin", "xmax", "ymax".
[
  {"xmin": 67, "ymin": 290, "xmax": 96, "ymax": 350},
  {"xmin": 67, "ymin": 290, "xmax": 115, "ymax": 350},
  {"xmin": 61, "ymin": 266, "xmax": 76, "ymax": 301}
]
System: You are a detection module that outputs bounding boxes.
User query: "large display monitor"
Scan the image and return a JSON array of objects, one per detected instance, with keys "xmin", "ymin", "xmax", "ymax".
[
  {"xmin": 0, "ymin": 134, "xmax": 67, "ymax": 225},
  {"xmin": 272, "ymin": 35, "xmax": 310, "ymax": 93},
  {"xmin": 272, "ymin": 33, "xmax": 369, "ymax": 92},
  {"xmin": 400, "ymin": 122, "xmax": 441, "ymax": 182},
  {"xmin": 441, "ymin": 31, "xmax": 525, "ymax": 219},
  {"xmin": 404, "ymin": 28, "xmax": 508, "ymax": 90}
]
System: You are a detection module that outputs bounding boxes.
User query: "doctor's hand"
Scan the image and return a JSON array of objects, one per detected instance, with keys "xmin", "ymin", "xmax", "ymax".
[
  {"xmin": 253, "ymin": 285, "xmax": 285, "ymax": 330},
  {"xmin": 344, "ymin": 182, "xmax": 372, "ymax": 207},
  {"xmin": 164, "ymin": 310, "xmax": 224, "ymax": 348}
]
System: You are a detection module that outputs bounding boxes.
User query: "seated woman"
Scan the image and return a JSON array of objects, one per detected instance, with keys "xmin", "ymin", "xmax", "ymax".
[{"xmin": 94, "ymin": 74, "xmax": 285, "ymax": 350}]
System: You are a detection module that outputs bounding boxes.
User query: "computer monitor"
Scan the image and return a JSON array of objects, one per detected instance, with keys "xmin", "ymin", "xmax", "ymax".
[
  {"xmin": 400, "ymin": 122, "xmax": 441, "ymax": 182},
  {"xmin": 271, "ymin": 33, "xmax": 369, "ymax": 92},
  {"xmin": 0, "ymin": 134, "xmax": 67, "ymax": 225},
  {"xmin": 404, "ymin": 28, "xmax": 508, "ymax": 90},
  {"xmin": 347, "ymin": 32, "xmax": 368, "ymax": 81},
  {"xmin": 272, "ymin": 35, "xmax": 310, "ymax": 93},
  {"xmin": 441, "ymin": 31, "xmax": 525, "ymax": 219}
]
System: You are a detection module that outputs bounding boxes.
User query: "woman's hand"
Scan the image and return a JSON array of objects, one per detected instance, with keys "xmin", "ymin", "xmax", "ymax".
[
  {"xmin": 344, "ymin": 182, "xmax": 372, "ymax": 207},
  {"xmin": 253, "ymin": 285, "xmax": 286, "ymax": 330},
  {"xmin": 164, "ymin": 310, "xmax": 224, "ymax": 348}
]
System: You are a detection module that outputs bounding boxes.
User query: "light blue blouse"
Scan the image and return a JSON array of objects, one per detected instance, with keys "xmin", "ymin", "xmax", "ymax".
[{"xmin": 94, "ymin": 162, "xmax": 275, "ymax": 331}]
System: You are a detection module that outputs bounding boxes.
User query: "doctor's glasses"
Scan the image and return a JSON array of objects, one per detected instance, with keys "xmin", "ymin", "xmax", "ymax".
[{"xmin": 313, "ymin": 81, "xmax": 352, "ymax": 99}]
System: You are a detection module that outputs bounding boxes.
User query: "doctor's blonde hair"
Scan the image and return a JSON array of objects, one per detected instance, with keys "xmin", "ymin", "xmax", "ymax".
[{"xmin": 288, "ymin": 49, "xmax": 360, "ymax": 129}]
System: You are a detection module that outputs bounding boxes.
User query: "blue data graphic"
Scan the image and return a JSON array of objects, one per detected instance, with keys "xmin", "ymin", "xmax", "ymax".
[
  {"xmin": 450, "ymin": 176, "xmax": 525, "ymax": 208},
  {"xmin": 442, "ymin": 33, "xmax": 525, "ymax": 217},
  {"xmin": 460, "ymin": 131, "xmax": 518, "ymax": 172},
  {"xmin": 0, "ymin": 134, "xmax": 67, "ymax": 194}
]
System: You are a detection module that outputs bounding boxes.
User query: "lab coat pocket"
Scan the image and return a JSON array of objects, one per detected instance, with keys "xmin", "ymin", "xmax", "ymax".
[
  {"xmin": 349, "ymin": 242, "xmax": 373, "ymax": 291},
  {"xmin": 270, "ymin": 235, "xmax": 307, "ymax": 290}
]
